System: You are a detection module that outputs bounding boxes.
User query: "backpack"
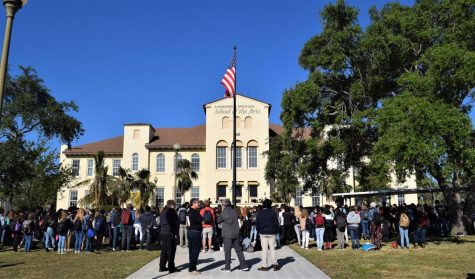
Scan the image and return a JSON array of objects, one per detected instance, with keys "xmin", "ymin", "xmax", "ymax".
[
  {"xmin": 94, "ymin": 217, "xmax": 104, "ymax": 232},
  {"xmin": 305, "ymin": 217, "xmax": 313, "ymax": 230},
  {"xmin": 203, "ymin": 209, "xmax": 213, "ymax": 225},
  {"xmin": 399, "ymin": 213, "xmax": 410, "ymax": 228},
  {"xmin": 315, "ymin": 214, "xmax": 325, "ymax": 226},
  {"xmin": 336, "ymin": 212, "xmax": 347, "ymax": 230},
  {"xmin": 372, "ymin": 212, "xmax": 382, "ymax": 225},
  {"xmin": 87, "ymin": 228, "xmax": 95, "ymax": 238},
  {"xmin": 178, "ymin": 209, "xmax": 187, "ymax": 225},
  {"xmin": 361, "ymin": 210, "xmax": 369, "ymax": 220},
  {"xmin": 121, "ymin": 209, "xmax": 132, "ymax": 225},
  {"xmin": 73, "ymin": 219, "xmax": 82, "ymax": 231},
  {"xmin": 22, "ymin": 220, "xmax": 33, "ymax": 234}
]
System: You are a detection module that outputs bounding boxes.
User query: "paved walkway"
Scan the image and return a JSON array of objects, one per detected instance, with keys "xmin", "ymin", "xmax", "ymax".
[{"xmin": 127, "ymin": 245, "xmax": 330, "ymax": 279}]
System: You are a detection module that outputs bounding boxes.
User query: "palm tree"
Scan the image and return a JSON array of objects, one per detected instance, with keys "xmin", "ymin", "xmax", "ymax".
[
  {"xmin": 176, "ymin": 159, "xmax": 198, "ymax": 199},
  {"xmin": 133, "ymin": 168, "xmax": 156, "ymax": 208},
  {"xmin": 77, "ymin": 151, "xmax": 117, "ymax": 209},
  {"xmin": 110, "ymin": 167, "xmax": 133, "ymax": 207}
]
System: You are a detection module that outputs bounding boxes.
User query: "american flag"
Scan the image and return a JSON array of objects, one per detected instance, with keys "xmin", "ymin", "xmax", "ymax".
[{"xmin": 221, "ymin": 55, "xmax": 236, "ymax": 98}]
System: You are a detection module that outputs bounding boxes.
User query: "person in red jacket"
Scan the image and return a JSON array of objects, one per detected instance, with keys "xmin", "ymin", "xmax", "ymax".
[
  {"xmin": 200, "ymin": 200, "xmax": 215, "ymax": 252},
  {"xmin": 414, "ymin": 210, "xmax": 430, "ymax": 248}
]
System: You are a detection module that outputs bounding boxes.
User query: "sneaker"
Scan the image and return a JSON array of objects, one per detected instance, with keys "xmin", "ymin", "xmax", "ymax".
[
  {"xmin": 221, "ymin": 268, "xmax": 231, "ymax": 272},
  {"xmin": 273, "ymin": 264, "xmax": 281, "ymax": 271},
  {"xmin": 301, "ymin": 246, "xmax": 304, "ymax": 249},
  {"xmin": 318, "ymin": 248, "xmax": 322, "ymax": 251},
  {"xmin": 238, "ymin": 267, "xmax": 250, "ymax": 271},
  {"xmin": 112, "ymin": 248, "xmax": 115, "ymax": 251},
  {"xmin": 305, "ymin": 247, "xmax": 309, "ymax": 250},
  {"xmin": 189, "ymin": 271, "xmax": 201, "ymax": 275},
  {"xmin": 258, "ymin": 267, "xmax": 268, "ymax": 271}
]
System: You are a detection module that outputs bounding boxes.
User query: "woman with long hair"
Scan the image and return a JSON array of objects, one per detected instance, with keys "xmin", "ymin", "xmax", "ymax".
[
  {"xmin": 293, "ymin": 206, "xmax": 302, "ymax": 246},
  {"xmin": 299, "ymin": 209, "xmax": 310, "ymax": 249},
  {"xmin": 73, "ymin": 208, "xmax": 86, "ymax": 253},
  {"xmin": 57, "ymin": 211, "xmax": 68, "ymax": 254}
]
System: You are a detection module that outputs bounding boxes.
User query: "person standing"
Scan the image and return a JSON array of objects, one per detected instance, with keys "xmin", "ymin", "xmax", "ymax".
[
  {"xmin": 217, "ymin": 199, "xmax": 249, "ymax": 272},
  {"xmin": 94, "ymin": 209, "xmax": 107, "ymax": 254},
  {"xmin": 399, "ymin": 209, "xmax": 410, "ymax": 249},
  {"xmin": 299, "ymin": 209, "xmax": 311, "ymax": 249},
  {"xmin": 139, "ymin": 205, "xmax": 155, "ymax": 250},
  {"xmin": 187, "ymin": 198, "xmax": 204, "ymax": 275},
  {"xmin": 255, "ymin": 199, "xmax": 280, "ymax": 271},
  {"xmin": 177, "ymin": 202, "xmax": 189, "ymax": 248},
  {"xmin": 121, "ymin": 204, "xmax": 134, "ymax": 251},
  {"xmin": 200, "ymin": 200, "xmax": 215, "ymax": 252},
  {"xmin": 159, "ymin": 200, "xmax": 179, "ymax": 274},
  {"xmin": 314, "ymin": 208, "xmax": 325, "ymax": 251},
  {"xmin": 22, "ymin": 213, "xmax": 35, "ymax": 253},
  {"xmin": 346, "ymin": 206, "xmax": 361, "ymax": 250}
]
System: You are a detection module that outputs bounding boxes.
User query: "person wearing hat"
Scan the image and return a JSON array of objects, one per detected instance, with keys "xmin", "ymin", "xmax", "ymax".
[
  {"xmin": 255, "ymin": 199, "xmax": 280, "ymax": 271},
  {"xmin": 216, "ymin": 199, "xmax": 249, "ymax": 272}
]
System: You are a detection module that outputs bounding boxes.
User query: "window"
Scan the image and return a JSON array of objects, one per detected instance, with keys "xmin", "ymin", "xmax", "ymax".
[
  {"xmin": 222, "ymin": 117, "xmax": 230, "ymax": 129},
  {"xmin": 132, "ymin": 153, "xmax": 139, "ymax": 171},
  {"xmin": 191, "ymin": 154, "xmax": 200, "ymax": 172},
  {"xmin": 87, "ymin": 159, "xmax": 94, "ymax": 176},
  {"xmin": 155, "ymin": 187, "xmax": 164, "ymax": 208},
  {"xmin": 112, "ymin": 159, "xmax": 121, "ymax": 176},
  {"xmin": 84, "ymin": 190, "xmax": 92, "ymax": 208},
  {"xmin": 217, "ymin": 147, "xmax": 227, "ymax": 169},
  {"xmin": 312, "ymin": 187, "xmax": 320, "ymax": 207},
  {"xmin": 217, "ymin": 185, "xmax": 227, "ymax": 198},
  {"xmin": 191, "ymin": 187, "xmax": 200, "ymax": 199},
  {"xmin": 398, "ymin": 193, "xmax": 405, "ymax": 206},
  {"xmin": 236, "ymin": 185, "xmax": 242, "ymax": 197},
  {"xmin": 69, "ymin": 190, "xmax": 78, "ymax": 207},
  {"xmin": 156, "ymin": 154, "xmax": 165, "ymax": 172},
  {"xmin": 235, "ymin": 116, "xmax": 242, "ymax": 129},
  {"xmin": 174, "ymin": 153, "xmax": 182, "ymax": 172},
  {"xmin": 247, "ymin": 146, "xmax": 257, "ymax": 168},
  {"xmin": 295, "ymin": 187, "xmax": 303, "ymax": 207},
  {"xmin": 249, "ymin": 185, "xmax": 258, "ymax": 203},
  {"xmin": 175, "ymin": 187, "xmax": 182, "ymax": 206},
  {"xmin": 235, "ymin": 147, "xmax": 242, "ymax": 168},
  {"xmin": 245, "ymin": 116, "xmax": 252, "ymax": 128},
  {"xmin": 133, "ymin": 129, "xmax": 140, "ymax": 139},
  {"xmin": 72, "ymin": 159, "xmax": 80, "ymax": 176}
]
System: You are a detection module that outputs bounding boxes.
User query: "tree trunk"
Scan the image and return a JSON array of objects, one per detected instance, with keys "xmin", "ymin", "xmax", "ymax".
[
  {"xmin": 464, "ymin": 182, "xmax": 475, "ymax": 234},
  {"xmin": 448, "ymin": 172, "xmax": 466, "ymax": 236}
]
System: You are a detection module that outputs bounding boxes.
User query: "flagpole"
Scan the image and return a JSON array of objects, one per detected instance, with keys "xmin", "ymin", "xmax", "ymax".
[{"xmin": 232, "ymin": 46, "xmax": 237, "ymax": 207}]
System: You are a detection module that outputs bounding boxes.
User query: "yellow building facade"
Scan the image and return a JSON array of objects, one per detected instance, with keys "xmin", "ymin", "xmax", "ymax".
[{"xmin": 57, "ymin": 94, "xmax": 417, "ymax": 210}]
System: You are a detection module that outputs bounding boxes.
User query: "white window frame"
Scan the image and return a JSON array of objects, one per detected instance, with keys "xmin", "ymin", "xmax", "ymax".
[
  {"xmin": 191, "ymin": 154, "xmax": 200, "ymax": 172},
  {"xmin": 112, "ymin": 159, "xmax": 121, "ymax": 176},
  {"xmin": 87, "ymin": 159, "xmax": 94, "ymax": 177},
  {"xmin": 132, "ymin": 153, "xmax": 139, "ymax": 171},
  {"xmin": 155, "ymin": 187, "xmax": 164, "ymax": 208},
  {"xmin": 72, "ymin": 159, "xmax": 80, "ymax": 176},
  {"xmin": 216, "ymin": 147, "xmax": 227, "ymax": 169},
  {"xmin": 295, "ymin": 187, "xmax": 303, "ymax": 207},
  {"xmin": 156, "ymin": 154, "xmax": 165, "ymax": 173},
  {"xmin": 398, "ymin": 193, "xmax": 405, "ymax": 206},
  {"xmin": 247, "ymin": 146, "xmax": 258, "ymax": 168},
  {"xmin": 312, "ymin": 187, "xmax": 320, "ymax": 207},
  {"xmin": 69, "ymin": 190, "xmax": 78, "ymax": 207},
  {"xmin": 191, "ymin": 186, "xmax": 200, "ymax": 199},
  {"xmin": 174, "ymin": 154, "xmax": 182, "ymax": 173},
  {"xmin": 175, "ymin": 187, "xmax": 182, "ymax": 206}
]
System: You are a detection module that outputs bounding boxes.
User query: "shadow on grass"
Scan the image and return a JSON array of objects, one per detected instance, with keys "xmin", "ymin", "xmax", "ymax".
[
  {"xmin": 0, "ymin": 261, "xmax": 25, "ymax": 268},
  {"xmin": 466, "ymin": 273, "xmax": 475, "ymax": 279},
  {"xmin": 428, "ymin": 236, "xmax": 475, "ymax": 245}
]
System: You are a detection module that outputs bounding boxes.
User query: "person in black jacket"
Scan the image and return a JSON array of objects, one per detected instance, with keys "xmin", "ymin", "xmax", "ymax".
[
  {"xmin": 139, "ymin": 205, "xmax": 155, "ymax": 250},
  {"xmin": 255, "ymin": 199, "xmax": 280, "ymax": 271},
  {"xmin": 187, "ymin": 198, "xmax": 203, "ymax": 275},
  {"xmin": 94, "ymin": 209, "xmax": 107, "ymax": 253},
  {"xmin": 159, "ymin": 200, "xmax": 179, "ymax": 274}
]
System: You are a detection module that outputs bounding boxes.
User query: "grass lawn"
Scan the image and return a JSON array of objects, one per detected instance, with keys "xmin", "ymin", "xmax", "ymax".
[
  {"xmin": 0, "ymin": 248, "xmax": 160, "ymax": 279},
  {"xmin": 291, "ymin": 235, "xmax": 475, "ymax": 279}
]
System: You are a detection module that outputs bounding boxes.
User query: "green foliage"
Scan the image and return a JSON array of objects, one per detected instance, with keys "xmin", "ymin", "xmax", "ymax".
[
  {"xmin": 133, "ymin": 168, "xmax": 156, "ymax": 208},
  {"xmin": 0, "ymin": 66, "xmax": 83, "ymax": 208},
  {"xmin": 176, "ymin": 159, "xmax": 198, "ymax": 197},
  {"xmin": 110, "ymin": 167, "xmax": 133, "ymax": 207}
]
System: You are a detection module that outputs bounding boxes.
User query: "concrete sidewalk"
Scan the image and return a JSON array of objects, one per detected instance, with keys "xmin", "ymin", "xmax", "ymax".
[{"xmin": 127, "ymin": 245, "xmax": 330, "ymax": 279}]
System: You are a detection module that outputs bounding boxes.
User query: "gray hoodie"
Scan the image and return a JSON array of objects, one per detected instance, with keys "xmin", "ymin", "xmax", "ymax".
[
  {"xmin": 346, "ymin": 211, "xmax": 361, "ymax": 227},
  {"xmin": 217, "ymin": 206, "xmax": 240, "ymax": 239}
]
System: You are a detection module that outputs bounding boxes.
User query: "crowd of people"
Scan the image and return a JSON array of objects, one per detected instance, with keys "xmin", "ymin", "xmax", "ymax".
[{"xmin": 0, "ymin": 197, "xmax": 472, "ymax": 275}]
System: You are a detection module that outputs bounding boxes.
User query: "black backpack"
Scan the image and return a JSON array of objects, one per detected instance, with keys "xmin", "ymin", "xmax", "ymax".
[
  {"xmin": 203, "ymin": 210, "xmax": 213, "ymax": 225},
  {"xmin": 372, "ymin": 212, "xmax": 382, "ymax": 225},
  {"xmin": 178, "ymin": 209, "xmax": 187, "ymax": 225},
  {"xmin": 336, "ymin": 212, "xmax": 347, "ymax": 230}
]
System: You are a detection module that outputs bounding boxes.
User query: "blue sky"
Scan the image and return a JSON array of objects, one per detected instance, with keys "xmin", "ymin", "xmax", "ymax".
[{"xmin": 3, "ymin": 0, "xmax": 420, "ymax": 149}]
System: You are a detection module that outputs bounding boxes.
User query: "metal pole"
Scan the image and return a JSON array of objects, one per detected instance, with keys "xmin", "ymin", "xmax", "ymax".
[
  {"xmin": 232, "ymin": 46, "xmax": 237, "ymax": 206},
  {"xmin": 0, "ymin": 3, "xmax": 15, "ymax": 125}
]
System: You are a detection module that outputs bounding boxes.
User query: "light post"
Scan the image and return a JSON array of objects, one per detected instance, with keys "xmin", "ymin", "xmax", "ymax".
[
  {"xmin": 0, "ymin": 0, "xmax": 26, "ymax": 125},
  {"xmin": 173, "ymin": 142, "xmax": 180, "ymax": 204}
]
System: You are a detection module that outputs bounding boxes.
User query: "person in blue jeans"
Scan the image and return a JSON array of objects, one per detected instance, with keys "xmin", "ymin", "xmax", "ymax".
[
  {"xmin": 414, "ymin": 210, "xmax": 430, "ymax": 248},
  {"xmin": 57, "ymin": 211, "xmax": 69, "ymax": 254},
  {"xmin": 22, "ymin": 213, "xmax": 35, "ymax": 253},
  {"xmin": 44, "ymin": 213, "xmax": 56, "ymax": 252},
  {"xmin": 398, "ymin": 210, "xmax": 410, "ymax": 249},
  {"xmin": 360, "ymin": 205, "xmax": 370, "ymax": 239},
  {"xmin": 314, "ymin": 208, "xmax": 325, "ymax": 251},
  {"xmin": 73, "ymin": 208, "xmax": 86, "ymax": 253},
  {"xmin": 346, "ymin": 206, "xmax": 361, "ymax": 250},
  {"xmin": 85, "ymin": 212, "xmax": 95, "ymax": 253},
  {"xmin": 110, "ymin": 207, "xmax": 122, "ymax": 251}
]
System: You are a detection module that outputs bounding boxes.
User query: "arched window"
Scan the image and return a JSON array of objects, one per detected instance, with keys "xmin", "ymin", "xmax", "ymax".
[
  {"xmin": 232, "ymin": 140, "xmax": 243, "ymax": 168},
  {"xmin": 191, "ymin": 153, "xmax": 200, "ymax": 172},
  {"xmin": 216, "ymin": 140, "xmax": 228, "ymax": 169},
  {"xmin": 156, "ymin": 153, "xmax": 165, "ymax": 172},
  {"xmin": 245, "ymin": 116, "xmax": 252, "ymax": 128},
  {"xmin": 247, "ymin": 140, "xmax": 259, "ymax": 168},
  {"xmin": 174, "ymin": 153, "xmax": 182, "ymax": 173},
  {"xmin": 132, "ymin": 153, "xmax": 139, "ymax": 171},
  {"xmin": 222, "ymin": 117, "xmax": 230, "ymax": 129}
]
